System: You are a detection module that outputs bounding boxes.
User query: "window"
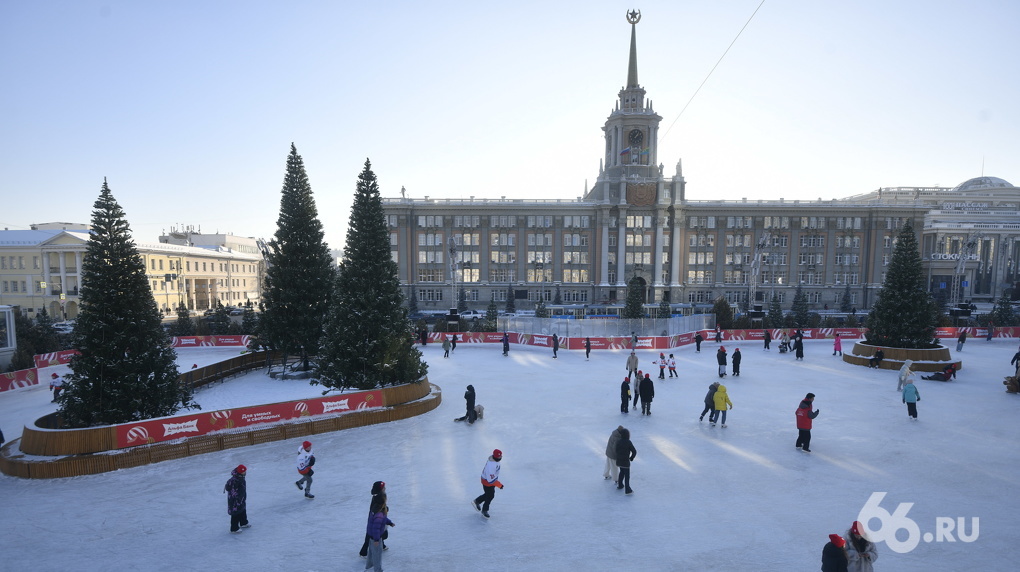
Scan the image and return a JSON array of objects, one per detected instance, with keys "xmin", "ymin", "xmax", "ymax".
[
  {"xmin": 491, "ymin": 251, "xmax": 516, "ymax": 264},
  {"xmin": 562, "ymin": 290, "xmax": 589, "ymax": 302},
  {"xmin": 562, "ymin": 269, "xmax": 590, "ymax": 282},
  {"xmin": 727, "ymin": 216, "xmax": 752, "ymax": 229},
  {"xmin": 564, "ymin": 215, "xmax": 590, "ymax": 228},
  {"xmin": 456, "ymin": 269, "xmax": 480, "ymax": 282},
  {"xmin": 625, "ymin": 252, "xmax": 652, "ymax": 265},
  {"xmin": 527, "ymin": 269, "xmax": 553, "ymax": 282},
  {"xmin": 387, "ymin": 215, "xmax": 398, "ymax": 227},
  {"xmin": 490, "ymin": 215, "xmax": 516, "ymax": 228},
  {"xmin": 608, "ymin": 235, "xmax": 617, "ymax": 247},
  {"xmin": 390, "ymin": 233, "xmax": 398, "ymax": 246},
  {"xmin": 686, "ymin": 270, "xmax": 714, "ymax": 284},
  {"xmin": 527, "ymin": 216, "xmax": 553, "ymax": 228},
  {"xmin": 417, "ymin": 289, "xmax": 444, "ymax": 302},
  {"xmin": 626, "ymin": 215, "xmax": 653, "ymax": 229},
  {"xmin": 490, "ymin": 233, "xmax": 516, "ymax": 246},
  {"xmin": 687, "ymin": 216, "xmax": 716, "ymax": 229},
  {"xmin": 688, "ymin": 290, "xmax": 713, "ymax": 303},
  {"xmin": 688, "ymin": 252, "xmax": 715, "ymax": 264},
  {"xmin": 454, "ymin": 215, "xmax": 480, "ymax": 228},
  {"xmin": 763, "ymin": 216, "xmax": 789, "ymax": 229},
  {"xmin": 688, "ymin": 234, "xmax": 715, "ymax": 247},
  {"xmin": 417, "ymin": 251, "xmax": 444, "ymax": 264},
  {"xmin": 418, "ymin": 232, "xmax": 444, "ymax": 246},
  {"xmin": 489, "ymin": 268, "xmax": 516, "ymax": 282}
]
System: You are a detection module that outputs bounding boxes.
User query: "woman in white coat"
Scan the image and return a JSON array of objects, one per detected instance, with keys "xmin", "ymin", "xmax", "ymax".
[
  {"xmin": 845, "ymin": 521, "xmax": 878, "ymax": 572},
  {"xmin": 896, "ymin": 359, "xmax": 914, "ymax": 392}
]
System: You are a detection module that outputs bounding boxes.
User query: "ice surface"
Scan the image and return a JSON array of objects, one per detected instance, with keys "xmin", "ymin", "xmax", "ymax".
[{"xmin": 1, "ymin": 340, "xmax": 1018, "ymax": 570}]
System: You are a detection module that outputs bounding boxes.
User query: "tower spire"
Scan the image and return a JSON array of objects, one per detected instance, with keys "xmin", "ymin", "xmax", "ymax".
[{"xmin": 626, "ymin": 9, "xmax": 641, "ymax": 88}]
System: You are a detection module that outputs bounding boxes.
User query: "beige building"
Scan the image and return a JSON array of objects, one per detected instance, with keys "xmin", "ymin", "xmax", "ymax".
[
  {"xmin": 382, "ymin": 14, "xmax": 1020, "ymax": 315},
  {"xmin": 0, "ymin": 225, "xmax": 264, "ymax": 320}
]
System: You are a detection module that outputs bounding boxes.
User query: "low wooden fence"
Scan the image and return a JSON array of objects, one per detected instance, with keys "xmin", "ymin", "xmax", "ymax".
[
  {"xmin": 843, "ymin": 343, "xmax": 958, "ymax": 372},
  {"xmin": 1, "ymin": 380, "xmax": 439, "ymax": 479}
]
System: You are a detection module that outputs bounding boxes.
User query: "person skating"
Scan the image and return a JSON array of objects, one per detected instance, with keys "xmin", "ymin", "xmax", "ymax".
[
  {"xmin": 639, "ymin": 373, "xmax": 655, "ymax": 415},
  {"xmin": 711, "ymin": 384, "xmax": 732, "ymax": 427},
  {"xmin": 956, "ymin": 330, "xmax": 967, "ymax": 352},
  {"xmin": 442, "ymin": 336, "xmax": 451, "ymax": 358},
  {"xmin": 472, "ymin": 449, "xmax": 504, "ymax": 518},
  {"xmin": 715, "ymin": 325, "xmax": 722, "ymax": 343},
  {"xmin": 585, "ymin": 337, "xmax": 591, "ymax": 360},
  {"xmin": 451, "ymin": 334, "xmax": 458, "ymax": 353},
  {"xmin": 502, "ymin": 332, "xmax": 510, "ymax": 356},
  {"xmin": 455, "ymin": 385, "xmax": 477, "ymax": 423},
  {"xmin": 1012, "ymin": 345, "xmax": 1020, "ymax": 378},
  {"xmin": 716, "ymin": 346, "xmax": 728, "ymax": 378},
  {"xmin": 620, "ymin": 377, "xmax": 631, "ymax": 413},
  {"xmin": 359, "ymin": 481, "xmax": 389, "ymax": 557},
  {"xmin": 667, "ymin": 354, "xmax": 677, "ymax": 378},
  {"xmin": 295, "ymin": 441, "xmax": 315, "ymax": 499},
  {"xmin": 614, "ymin": 427, "xmax": 636, "ymax": 494},
  {"xmin": 699, "ymin": 382, "xmax": 719, "ymax": 422},
  {"xmin": 793, "ymin": 335, "xmax": 804, "ymax": 360},
  {"xmin": 603, "ymin": 425, "xmax": 624, "ymax": 482},
  {"xmin": 694, "ymin": 332, "xmax": 703, "ymax": 352},
  {"xmin": 845, "ymin": 521, "xmax": 878, "ymax": 572},
  {"xmin": 833, "ymin": 334, "xmax": 842, "ymax": 356},
  {"xmin": 365, "ymin": 495, "xmax": 395, "ymax": 572},
  {"xmin": 224, "ymin": 464, "xmax": 250, "ymax": 533},
  {"xmin": 821, "ymin": 533, "xmax": 850, "ymax": 572},
  {"xmin": 632, "ymin": 371, "xmax": 643, "ymax": 409},
  {"xmin": 902, "ymin": 379, "xmax": 920, "ymax": 420},
  {"xmin": 896, "ymin": 360, "xmax": 914, "ymax": 391},
  {"xmin": 796, "ymin": 393, "xmax": 819, "ymax": 452},
  {"xmin": 654, "ymin": 352, "xmax": 667, "ymax": 379},
  {"xmin": 625, "ymin": 351, "xmax": 639, "ymax": 381},
  {"xmin": 732, "ymin": 348, "xmax": 741, "ymax": 376},
  {"xmin": 49, "ymin": 373, "xmax": 64, "ymax": 402},
  {"xmin": 552, "ymin": 333, "xmax": 559, "ymax": 358},
  {"xmin": 763, "ymin": 329, "xmax": 771, "ymax": 351},
  {"xmin": 631, "ymin": 332, "xmax": 638, "ymax": 349}
]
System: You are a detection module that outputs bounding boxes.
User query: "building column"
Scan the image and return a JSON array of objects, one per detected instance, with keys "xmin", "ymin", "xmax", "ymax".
[
  {"xmin": 600, "ymin": 216, "xmax": 610, "ymax": 286},
  {"xmin": 616, "ymin": 210, "xmax": 627, "ymax": 286},
  {"xmin": 670, "ymin": 217, "xmax": 682, "ymax": 287},
  {"xmin": 653, "ymin": 210, "xmax": 665, "ymax": 290},
  {"xmin": 58, "ymin": 251, "xmax": 67, "ymax": 293}
]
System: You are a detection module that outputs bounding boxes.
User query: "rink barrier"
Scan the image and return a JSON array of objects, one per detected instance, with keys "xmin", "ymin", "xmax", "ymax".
[{"xmin": 0, "ymin": 380, "xmax": 440, "ymax": 479}]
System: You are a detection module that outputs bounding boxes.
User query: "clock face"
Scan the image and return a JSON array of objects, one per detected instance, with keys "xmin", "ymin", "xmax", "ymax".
[{"xmin": 628, "ymin": 129, "xmax": 644, "ymax": 147}]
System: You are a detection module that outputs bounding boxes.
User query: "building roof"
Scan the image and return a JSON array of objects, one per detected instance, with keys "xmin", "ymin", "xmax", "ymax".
[
  {"xmin": 0, "ymin": 229, "xmax": 90, "ymax": 246},
  {"xmin": 952, "ymin": 176, "xmax": 1014, "ymax": 192}
]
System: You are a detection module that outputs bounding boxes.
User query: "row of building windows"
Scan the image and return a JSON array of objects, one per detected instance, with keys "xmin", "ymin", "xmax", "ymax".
[{"xmin": 410, "ymin": 214, "xmax": 908, "ymax": 233}]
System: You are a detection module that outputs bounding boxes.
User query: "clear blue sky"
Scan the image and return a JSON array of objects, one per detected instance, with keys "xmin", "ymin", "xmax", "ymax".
[{"xmin": 2, "ymin": 1, "xmax": 1016, "ymax": 250}]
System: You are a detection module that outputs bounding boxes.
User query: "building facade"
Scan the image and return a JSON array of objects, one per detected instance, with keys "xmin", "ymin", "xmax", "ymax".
[
  {"xmin": 381, "ymin": 13, "xmax": 1019, "ymax": 315},
  {"xmin": 0, "ymin": 225, "xmax": 264, "ymax": 320}
]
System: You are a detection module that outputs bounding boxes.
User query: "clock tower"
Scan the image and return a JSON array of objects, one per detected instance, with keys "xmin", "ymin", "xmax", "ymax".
[{"xmin": 601, "ymin": 9, "xmax": 662, "ymax": 181}]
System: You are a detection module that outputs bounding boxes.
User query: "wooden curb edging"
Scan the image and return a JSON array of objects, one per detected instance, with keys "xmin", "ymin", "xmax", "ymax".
[{"xmin": 0, "ymin": 381, "xmax": 440, "ymax": 479}]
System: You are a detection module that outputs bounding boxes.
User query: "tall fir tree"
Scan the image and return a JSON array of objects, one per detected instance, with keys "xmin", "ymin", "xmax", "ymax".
[
  {"xmin": 505, "ymin": 284, "xmax": 516, "ymax": 314},
  {"xmin": 260, "ymin": 144, "xmax": 335, "ymax": 369},
  {"xmin": 484, "ymin": 293, "xmax": 499, "ymax": 332},
  {"xmin": 59, "ymin": 180, "xmax": 191, "ymax": 427},
  {"xmin": 990, "ymin": 294, "xmax": 1017, "ymax": 327},
  {"xmin": 865, "ymin": 221, "xmax": 939, "ymax": 348},
  {"xmin": 712, "ymin": 296, "xmax": 734, "ymax": 329},
  {"xmin": 553, "ymin": 284, "xmax": 563, "ymax": 305},
  {"xmin": 318, "ymin": 160, "xmax": 427, "ymax": 390},
  {"xmin": 658, "ymin": 296, "xmax": 671, "ymax": 319},
  {"xmin": 534, "ymin": 299, "xmax": 549, "ymax": 318},
  {"xmin": 407, "ymin": 286, "xmax": 419, "ymax": 314},
  {"xmin": 458, "ymin": 286, "xmax": 468, "ymax": 312},
  {"xmin": 840, "ymin": 284, "xmax": 853, "ymax": 313},
  {"xmin": 240, "ymin": 303, "xmax": 260, "ymax": 335},
  {"xmin": 791, "ymin": 284, "xmax": 810, "ymax": 326},
  {"xmin": 169, "ymin": 304, "xmax": 196, "ymax": 337},
  {"xmin": 767, "ymin": 292, "xmax": 784, "ymax": 328},
  {"xmin": 622, "ymin": 276, "xmax": 645, "ymax": 319}
]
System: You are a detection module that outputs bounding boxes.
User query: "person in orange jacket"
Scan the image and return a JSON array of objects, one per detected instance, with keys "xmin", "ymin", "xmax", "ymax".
[{"xmin": 472, "ymin": 449, "xmax": 504, "ymax": 518}]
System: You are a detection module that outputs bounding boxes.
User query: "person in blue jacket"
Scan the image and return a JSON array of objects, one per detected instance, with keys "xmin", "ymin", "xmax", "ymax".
[{"xmin": 902, "ymin": 379, "xmax": 920, "ymax": 420}]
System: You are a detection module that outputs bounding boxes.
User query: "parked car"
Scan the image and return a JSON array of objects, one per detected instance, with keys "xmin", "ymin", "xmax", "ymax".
[
  {"xmin": 229, "ymin": 308, "xmax": 245, "ymax": 316},
  {"xmin": 203, "ymin": 308, "xmax": 217, "ymax": 316},
  {"xmin": 53, "ymin": 321, "xmax": 75, "ymax": 335}
]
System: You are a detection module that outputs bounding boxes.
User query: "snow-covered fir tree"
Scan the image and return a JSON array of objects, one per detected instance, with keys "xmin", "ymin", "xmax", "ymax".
[
  {"xmin": 59, "ymin": 180, "xmax": 192, "ymax": 427},
  {"xmin": 990, "ymin": 294, "xmax": 1017, "ymax": 327},
  {"xmin": 168, "ymin": 304, "xmax": 195, "ymax": 337},
  {"xmin": 658, "ymin": 296, "xmax": 671, "ymax": 319},
  {"xmin": 260, "ymin": 144, "xmax": 335, "ymax": 369},
  {"xmin": 484, "ymin": 293, "xmax": 498, "ymax": 332},
  {"xmin": 767, "ymin": 292, "xmax": 784, "ymax": 328},
  {"xmin": 504, "ymin": 284, "xmax": 516, "ymax": 314},
  {"xmin": 534, "ymin": 299, "xmax": 549, "ymax": 318},
  {"xmin": 865, "ymin": 221, "xmax": 938, "ymax": 348},
  {"xmin": 791, "ymin": 284, "xmax": 810, "ymax": 326},
  {"xmin": 622, "ymin": 276, "xmax": 645, "ymax": 319},
  {"xmin": 712, "ymin": 296, "xmax": 734, "ymax": 329},
  {"xmin": 317, "ymin": 160, "xmax": 427, "ymax": 391}
]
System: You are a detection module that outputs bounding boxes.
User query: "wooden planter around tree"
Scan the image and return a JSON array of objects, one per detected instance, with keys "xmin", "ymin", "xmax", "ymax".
[{"xmin": 844, "ymin": 342, "xmax": 960, "ymax": 373}]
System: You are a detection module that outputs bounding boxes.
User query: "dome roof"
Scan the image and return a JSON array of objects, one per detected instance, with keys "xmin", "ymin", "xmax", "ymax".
[{"xmin": 952, "ymin": 176, "xmax": 1014, "ymax": 192}]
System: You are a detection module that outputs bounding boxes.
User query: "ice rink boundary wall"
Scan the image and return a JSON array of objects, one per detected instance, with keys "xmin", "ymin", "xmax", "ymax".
[{"xmin": 0, "ymin": 380, "xmax": 439, "ymax": 479}]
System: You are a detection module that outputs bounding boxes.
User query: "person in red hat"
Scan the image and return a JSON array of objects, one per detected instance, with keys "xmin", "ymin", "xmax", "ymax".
[
  {"xmin": 472, "ymin": 449, "xmax": 504, "ymax": 518},
  {"xmin": 48, "ymin": 373, "xmax": 65, "ymax": 402},
  {"xmin": 845, "ymin": 520, "xmax": 878, "ymax": 571},
  {"xmin": 716, "ymin": 346, "xmax": 728, "ymax": 378},
  {"xmin": 224, "ymin": 464, "xmax": 249, "ymax": 533},
  {"xmin": 821, "ymin": 533, "xmax": 849, "ymax": 572},
  {"xmin": 295, "ymin": 441, "xmax": 315, "ymax": 499},
  {"xmin": 654, "ymin": 353, "xmax": 667, "ymax": 379}
]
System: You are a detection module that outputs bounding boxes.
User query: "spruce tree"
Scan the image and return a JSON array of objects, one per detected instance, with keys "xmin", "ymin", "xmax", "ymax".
[
  {"xmin": 991, "ymin": 294, "xmax": 1017, "ymax": 327},
  {"xmin": 484, "ymin": 293, "xmax": 499, "ymax": 332},
  {"xmin": 240, "ymin": 303, "xmax": 260, "ymax": 335},
  {"xmin": 553, "ymin": 284, "xmax": 563, "ymax": 305},
  {"xmin": 260, "ymin": 144, "xmax": 335, "ymax": 370},
  {"xmin": 791, "ymin": 284, "xmax": 810, "ymax": 326},
  {"xmin": 458, "ymin": 286, "xmax": 468, "ymax": 312},
  {"xmin": 622, "ymin": 276, "xmax": 645, "ymax": 319},
  {"xmin": 505, "ymin": 284, "xmax": 516, "ymax": 314},
  {"xmin": 168, "ymin": 304, "xmax": 196, "ymax": 337},
  {"xmin": 840, "ymin": 284, "xmax": 852, "ymax": 313},
  {"xmin": 60, "ymin": 180, "xmax": 191, "ymax": 427},
  {"xmin": 658, "ymin": 296, "xmax": 671, "ymax": 319},
  {"xmin": 767, "ymin": 292, "xmax": 784, "ymax": 328},
  {"xmin": 407, "ymin": 286, "xmax": 419, "ymax": 314},
  {"xmin": 534, "ymin": 299, "xmax": 549, "ymax": 318},
  {"xmin": 318, "ymin": 159, "xmax": 427, "ymax": 391},
  {"xmin": 712, "ymin": 296, "xmax": 734, "ymax": 329},
  {"xmin": 865, "ymin": 221, "xmax": 938, "ymax": 348}
]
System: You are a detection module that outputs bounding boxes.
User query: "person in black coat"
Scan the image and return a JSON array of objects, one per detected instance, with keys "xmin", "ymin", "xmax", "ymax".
[
  {"xmin": 868, "ymin": 349, "xmax": 884, "ymax": 368},
  {"xmin": 821, "ymin": 534, "xmax": 849, "ymax": 572},
  {"xmin": 793, "ymin": 336, "xmax": 804, "ymax": 360},
  {"xmin": 694, "ymin": 333, "xmax": 703, "ymax": 353},
  {"xmin": 359, "ymin": 481, "xmax": 389, "ymax": 556},
  {"xmin": 456, "ymin": 385, "xmax": 477, "ymax": 423},
  {"xmin": 502, "ymin": 332, "xmax": 510, "ymax": 356},
  {"xmin": 763, "ymin": 329, "xmax": 771, "ymax": 351},
  {"xmin": 620, "ymin": 377, "xmax": 630, "ymax": 413},
  {"xmin": 638, "ymin": 374, "xmax": 655, "ymax": 415},
  {"xmin": 614, "ymin": 427, "xmax": 637, "ymax": 494},
  {"xmin": 585, "ymin": 337, "xmax": 591, "ymax": 360},
  {"xmin": 731, "ymin": 348, "xmax": 742, "ymax": 376},
  {"xmin": 552, "ymin": 333, "xmax": 559, "ymax": 358},
  {"xmin": 716, "ymin": 347, "xmax": 728, "ymax": 377},
  {"xmin": 699, "ymin": 382, "xmax": 719, "ymax": 422}
]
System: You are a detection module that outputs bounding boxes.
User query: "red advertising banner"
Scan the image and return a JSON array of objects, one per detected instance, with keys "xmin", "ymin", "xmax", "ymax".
[
  {"xmin": 115, "ymin": 389, "xmax": 382, "ymax": 448},
  {"xmin": 171, "ymin": 335, "xmax": 251, "ymax": 348},
  {"xmin": 33, "ymin": 350, "xmax": 80, "ymax": 368},
  {"xmin": 0, "ymin": 368, "xmax": 39, "ymax": 393}
]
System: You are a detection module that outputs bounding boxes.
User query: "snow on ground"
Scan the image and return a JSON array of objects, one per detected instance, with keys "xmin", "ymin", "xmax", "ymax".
[{"xmin": 2, "ymin": 339, "xmax": 1018, "ymax": 571}]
